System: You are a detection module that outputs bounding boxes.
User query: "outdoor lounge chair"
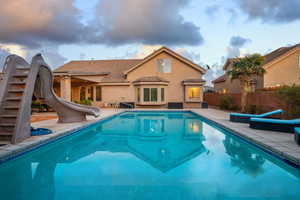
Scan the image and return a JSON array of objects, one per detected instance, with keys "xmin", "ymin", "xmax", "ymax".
[
  {"xmin": 249, "ymin": 118, "xmax": 300, "ymax": 133},
  {"xmin": 230, "ymin": 109, "xmax": 283, "ymax": 123}
]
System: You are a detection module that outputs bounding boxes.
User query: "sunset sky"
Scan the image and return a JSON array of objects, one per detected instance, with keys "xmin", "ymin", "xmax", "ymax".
[{"xmin": 1, "ymin": 0, "xmax": 300, "ymax": 83}]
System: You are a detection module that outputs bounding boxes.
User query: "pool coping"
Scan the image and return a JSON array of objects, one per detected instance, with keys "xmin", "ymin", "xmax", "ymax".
[{"xmin": 0, "ymin": 108, "xmax": 299, "ymax": 169}]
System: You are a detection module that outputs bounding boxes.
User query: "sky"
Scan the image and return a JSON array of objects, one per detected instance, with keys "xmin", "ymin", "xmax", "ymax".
[{"xmin": 0, "ymin": 0, "xmax": 300, "ymax": 84}]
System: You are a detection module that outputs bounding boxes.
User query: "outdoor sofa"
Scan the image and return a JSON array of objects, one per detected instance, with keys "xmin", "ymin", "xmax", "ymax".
[
  {"xmin": 249, "ymin": 118, "xmax": 300, "ymax": 133},
  {"xmin": 230, "ymin": 109, "xmax": 283, "ymax": 123}
]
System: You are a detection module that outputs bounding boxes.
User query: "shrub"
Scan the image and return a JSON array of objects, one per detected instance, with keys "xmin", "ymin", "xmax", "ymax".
[
  {"xmin": 245, "ymin": 104, "xmax": 265, "ymax": 114},
  {"xmin": 245, "ymin": 104, "xmax": 257, "ymax": 114},
  {"xmin": 275, "ymin": 85, "xmax": 300, "ymax": 118},
  {"xmin": 74, "ymin": 99, "xmax": 92, "ymax": 106},
  {"xmin": 219, "ymin": 95, "xmax": 235, "ymax": 110}
]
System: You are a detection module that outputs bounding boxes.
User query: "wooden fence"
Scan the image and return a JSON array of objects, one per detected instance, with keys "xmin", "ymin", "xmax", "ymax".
[{"xmin": 204, "ymin": 91, "xmax": 285, "ymax": 112}]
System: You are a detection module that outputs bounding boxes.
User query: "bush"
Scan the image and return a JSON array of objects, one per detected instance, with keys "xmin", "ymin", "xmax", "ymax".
[
  {"xmin": 74, "ymin": 99, "xmax": 92, "ymax": 106},
  {"xmin": 275, "ymin": 85, "xmax": 300, "ymax": 118},
  {"xmin": 219, "ymin": 95, "xmax": 235, "ymax": 110},
  {"xmin": 245, "ymin": 104, "xmax": 265, "ymax": 114}
]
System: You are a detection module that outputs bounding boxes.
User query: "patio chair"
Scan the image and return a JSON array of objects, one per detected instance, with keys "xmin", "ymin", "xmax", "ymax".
[
  {"xmin": 230, "ymin": 109, "xmax": 283, "ymax": 123},
  {"xmin": 294, "ymin": 127, "xmax": 300, "ymax": 145},
  {"xmin": 249, "ymin": 117, "xmax": 300, "ymax": 133}
]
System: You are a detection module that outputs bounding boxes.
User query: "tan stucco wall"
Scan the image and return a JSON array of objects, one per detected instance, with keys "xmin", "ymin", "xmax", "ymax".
[
  {"xmin": 213, "ymin": 76, "xmax": 241, "ymax": 94},
  {"xmin": 127, "ymin": 52, "xmax": 204, "ymax": 103},
  {"xmin": 214, "ymin": 73, "xmax": 264, "ymax": 94},
  {"xmin": 101, "ymin": 85, "xmax": 133, "ymax": 103},
  {"xmin": 264, "ymin": 49, "xmax": 300, "ymax": 87}
]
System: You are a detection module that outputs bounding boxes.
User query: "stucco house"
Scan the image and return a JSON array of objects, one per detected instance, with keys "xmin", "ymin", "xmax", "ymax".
[
  {"xmin": 213, "ymin": 43, "xmax": 300, "ymax": 93},
  {"xmin": 53, "ymin": 46, "xmax": 206, "ymax": 108}
]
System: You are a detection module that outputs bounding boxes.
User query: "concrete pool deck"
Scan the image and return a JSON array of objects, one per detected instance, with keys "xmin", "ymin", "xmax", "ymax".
[
  {"xmin": 192, "ymin": 109, "xmax": 300, "ymax": 166},
  {"xmin": 0, "ymin": 108, "xmax": 300, "ymax": 166}
]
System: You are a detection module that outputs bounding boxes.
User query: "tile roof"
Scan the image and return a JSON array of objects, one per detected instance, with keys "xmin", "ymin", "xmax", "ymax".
[
  {"xmin": 212, "ymin": 74, "xmax": 226, "ymax": 84},
  {"xmin": 54, "ymin": 59, "xmax": 142, "ymax": 82},
  {"xmin": 132, "ymin": 76, "xmax": 169, "ymax": 83},
  {"xmin": 182, "ymin": 78, "xmax": 206, "ymax": 83},
  {"xmin": 54, "ymin": 46, "xmax": 207, "ymax": 83},
  {"xmin": 223, "ymin": 44, "xmax": 300, "ymax": 71},
  {"xmin": 263, "ymin": 43, "xmax": 300, "ymax": 65}
]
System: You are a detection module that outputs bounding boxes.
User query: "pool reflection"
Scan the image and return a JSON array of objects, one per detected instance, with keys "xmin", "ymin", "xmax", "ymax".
[{"xmin": 0, "ymin": 111, "xmax": 300, "ymax": 200}]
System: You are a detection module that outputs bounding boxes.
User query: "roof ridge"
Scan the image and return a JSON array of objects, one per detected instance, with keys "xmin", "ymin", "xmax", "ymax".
[{"xmin": 69, "ymin": 58, "xmax": 143, "ymax": 62}]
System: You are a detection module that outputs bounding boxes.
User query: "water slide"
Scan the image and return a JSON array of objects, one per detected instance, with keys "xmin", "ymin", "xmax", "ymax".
[{"xmin": 0, "ymin": 54, "xmax": 100, "ymax": 144}]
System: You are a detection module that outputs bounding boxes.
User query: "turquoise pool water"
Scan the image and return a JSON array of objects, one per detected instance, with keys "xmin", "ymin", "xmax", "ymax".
[{"xmin": 0, "ymin": 111, "xmax": 300, "ymax": 200}]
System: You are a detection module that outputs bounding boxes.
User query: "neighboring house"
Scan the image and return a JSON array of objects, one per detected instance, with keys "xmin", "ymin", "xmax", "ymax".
[
  {"xmin": 53, "ymin": 46, "xmax": 206, "ymax": 108},
  {"xmin": 213, "ymin": 43, "xmax": 300, "ymax": 93}
]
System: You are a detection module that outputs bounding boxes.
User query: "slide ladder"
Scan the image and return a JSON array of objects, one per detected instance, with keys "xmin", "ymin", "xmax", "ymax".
[{"xmin": 0, "ymin": 54, "xmax": 100, "ymax": 144}]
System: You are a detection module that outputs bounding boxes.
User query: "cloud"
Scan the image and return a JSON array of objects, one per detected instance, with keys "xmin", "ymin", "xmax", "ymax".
[
  {"xmin": 135, "ymin": 45, "xmax": 163, "ymax": 59},
  {"xmin": 26, "ymin": 46, "xmax": 67, "ymax": 68},
  {"xmin": 0, "ymin": 48, "xmax": 10, "ymax": 70},
  {"xmin": 204, "ymin": 62, "xmax": 225, "ymax": 86},
  {"xmin": 0, "ymin": 43, "xmax": 67, "ymax": 69},
  {"xmin": 0, "ymin": 44, "xmax": 29, "ymax": 70},
  {"xmin": 234, "ymin": 0, "xmax": 300, "ymax": 23},
  {"xmin": 205, "ymin": 5, "xmax": 220, "ymax": 19},
  {"xmin": 227, "ymin": 36, "xmax": 251, "ymax": 58},
  {"xmin": 176, "ymin": 48, "xmax": 201, "ymax": 63},
  {"xmin": 230, "ymin": 36, "xmax": 251, "ymax": 48},
  {"xmin": 91, "ymin": 0, "xmax": 203, "ymax": 46},
  {"xmin": 0, "ymin": 0, "xmax": 87, "ymax": 48}
]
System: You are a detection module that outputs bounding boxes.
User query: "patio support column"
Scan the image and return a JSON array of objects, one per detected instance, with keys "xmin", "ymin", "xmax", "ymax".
[{"xmin": 60, "ymin": 76, "xmax": 71, "ymax": 101}]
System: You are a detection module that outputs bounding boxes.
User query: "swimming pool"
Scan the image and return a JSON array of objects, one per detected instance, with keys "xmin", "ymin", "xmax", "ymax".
[{"xmin": 0, "ymin": 111, "xmax": 300, "ymax": 200}]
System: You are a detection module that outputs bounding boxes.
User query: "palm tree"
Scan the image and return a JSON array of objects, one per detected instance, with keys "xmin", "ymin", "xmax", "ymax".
[{"xmin": 227, "ymin": 54, "xmax": 265, "ymax": 112}]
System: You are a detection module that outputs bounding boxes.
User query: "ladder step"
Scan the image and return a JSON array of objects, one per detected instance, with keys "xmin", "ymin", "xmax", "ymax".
[
  {"xmin": 16, "ymin": 68, "xmax": 30, "ymax": 71},
  {"xmin": 10, "ymin": 82, "xmax": 26, "ymax": 85},
  {"xmin": 4, "ymin": 106, "xmax": 19, "ymax": 110},
  {"xmin": 6, "ymin": 97, "xmax": 22, "ymax": 101},
  {"xmin": 0, "ymin": 131, "xmax": 13, "ymax": 136},
  {"xmin": 13, "ymin": 74, "xmax": 28, "ymax": 78},
  {"xmin": 0, "ymin": 123, "xmax": 15, "ymax": 127},
  {"xmin": 8, "ymin": 90, "xmax": 24, "ymax": 93},
  {"xmin": 0, "ymin": 115, "xmax": 17, "ymax": 118}
]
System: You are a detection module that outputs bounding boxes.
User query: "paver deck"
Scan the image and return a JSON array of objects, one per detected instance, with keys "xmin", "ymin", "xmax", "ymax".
[
  {"xmin": 0, "ymin": 108, "xmax": 299, "ymax": 167},
  {"xmin": 192, "ymin": 109, "xmax": 300, "ymax": 166}
]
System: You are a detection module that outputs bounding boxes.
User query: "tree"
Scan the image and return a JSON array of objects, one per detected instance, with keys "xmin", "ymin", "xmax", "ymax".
[{"xmin": 227, "ymin": 54, "xmax": 265, "ymax": 112}]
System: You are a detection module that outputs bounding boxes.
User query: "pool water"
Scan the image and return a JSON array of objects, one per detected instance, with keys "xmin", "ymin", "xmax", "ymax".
[{"xmin": 0, "ymin": 111, "xmax": 300, "ymax": 200}]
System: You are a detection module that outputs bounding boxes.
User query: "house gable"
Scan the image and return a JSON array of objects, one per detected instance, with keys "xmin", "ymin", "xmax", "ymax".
[
  {"xmin": 124, "ymin": 46, "xmax": 206, "ymax": 75},
  {"xmin": 263, "ymin": 44, "xmax": 300, "ymax": 69},
  {"xmin": 264, "ymin": 46, "xmax": 300, "ymax": 87}
]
